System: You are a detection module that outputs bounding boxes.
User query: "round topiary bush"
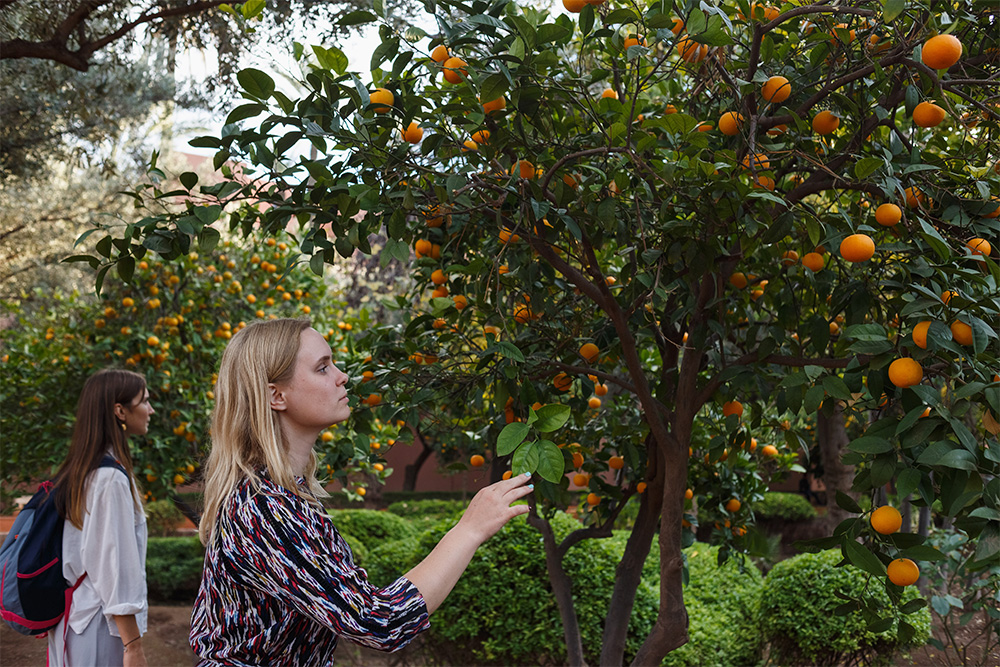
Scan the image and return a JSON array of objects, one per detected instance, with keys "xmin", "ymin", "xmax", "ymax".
[
  {"xmin": 755, "ymin": 492, "xmax": 819, "ymax": 521},
  {"xmin": 327, "ymin": 508, "xmax": 417, "ymax": 553},
  {"xmin": 662, "ymin": 543, "xmax": 765, "ymax": 667},
  {"xmin": 759, "ymin": 549, "xmax": 931, "ymax": 666}
]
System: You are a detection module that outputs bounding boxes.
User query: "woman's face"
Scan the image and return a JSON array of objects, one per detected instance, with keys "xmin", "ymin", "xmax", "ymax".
[
  {"xmin": 274, "ymin": 328, "xmax": 351, "ymax": 433},
  {"xmin": 119, "ymin": 387, "xmax": 154, "ymax": 436}
]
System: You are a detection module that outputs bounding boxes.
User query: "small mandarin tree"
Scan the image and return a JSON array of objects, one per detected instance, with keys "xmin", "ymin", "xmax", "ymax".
[{"xmin": 89, "ymin": 0, "xmax": 997, "ymax": 663}]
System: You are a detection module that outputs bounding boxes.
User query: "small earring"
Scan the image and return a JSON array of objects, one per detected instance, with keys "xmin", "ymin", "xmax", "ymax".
[{"xmin": 121, "ymin": 422, "xmax": 127, "ymax": 431}]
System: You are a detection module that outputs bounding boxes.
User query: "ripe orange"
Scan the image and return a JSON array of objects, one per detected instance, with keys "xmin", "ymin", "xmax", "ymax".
[
  {"xmin": 356, "ymin": 487, "xmax": 367, "ymax": 497},
  {"xmin": 623, "ymin": 35, "xmax": 647, "ymax": 49},
  {"xmin": 888, "ymin": 358, "xmax": 923, "ymax": 388},
  {"xmin": 572, "ymin": 473, "xmax": 589, "ymax": 486},
  {"xmin": 442, "ymin": 57, "xmax": 467, "ymax": 84},
  {"xmin": 471, "ymin": 129, "xmax": 491, "ymax": 145},
  {"xmin": 921, "ymin": 34, "xmax": 962, "ymax": 70},
  {"xmin": 369, "ymin": 88, "xmax": 394, "ymax": 113},
  {"xmin": 664, "ymin": 104, "xmax": 678, "ymax": 114},
  {"xmin": 470, "ymin": 454, "xmax": 485, "ymax": 467},
  {"xmin": 502, "ymin": 470, "xmax": 512, "ymax": 480},
  {"xmin": 636, "ymin": 482, "xmax": 647, "ymax": 494},
  {"xmin": 482, "ymin": 95, "xmax": 506, "ymax": 114},
  {"xmin": 586, "ymin": 492, "xmax": 600, "ymax": 506},
  {"xmin": 951, "ymin": 320, "xmax": 973, "ymax": 346},
  {"xmin": 812, "ymin": 110, "xmax": 840, "ymax": 135},
  {"xmin": 431, "ymin": 44, "xmax": 450, "ymax": 63},
  {"xmin": 903, "ymin": 186, "xmax": 925, "ymax": 208},
  {"xmin": 147, "ymin": 336, "xmax": 160, "ymax": 347},
  {"xmin": 967, "ymin": 238, "xmax": 991, "ymax": 258},
  {"xmin": 912, "ymin": 321, "xmax": 932, "ymax": 349},
  {"xmin": 887, "ymin": 558, "xmax": 920, "ymax": 586},
  {"xmin": 725, "ymin": 498, "xmax": 741, "ymax": 512},
  {"xmin": 676, "ymin": 35, "xmax": 709, "ymax": 63},
  {"xmin": 553, "ymin": 372, "xmax": 572, "ymax": 391},
  {"xmin": 719, "ymin": 111, "xmax": 743, "ymax": 136},
  {"xmin": 462, "ymin": 139, "xmax": 478, "ymax": 152},
  {"xmin": 913, "ymin": 101, "xmax": 946, "ymax": 128},
  {"xmin": 563, "ymin": 0, "xmax": 586, "ymax": 11},
  {"xmin": 173, "ymin": 474, "xmax": 185, "ymax": 485},
  {"xmin": 840, "ymin": 234, "xmax": 875, "ymax": 262},
  {"xmin": 695, "ymin": 121, "xmax": 714, "ymax": 132},
  {"xmin": 870, "ymin": 506, "xmax": 902, "ymax": 534},
  {"xmin": 741, "ymin": 152, "xmax": 769, "ymax": 170},
  {"xmin": 875, "ymin": 203, "xmax": 902, "ymax": 226},
  {"xmin": 609, "ymin": 455, "xmax": 624, "ymax": 470},
  {"xmin": 572, "ymin": 451, "xmax": 584, "ymax": 469},
  {"xmin": 588, "ymin": 396, "xmax": 602, "ymax": 409},
  {"xmin": 761, "ymin": 444, "xmax": 778, "ymax": 458},
  {"xmin": 513, "ymin": 159, "xmax": 536, "ymax": 179},
  {"xmin": 400, "ymin": 122, "xmax": 423, "ymax": 143},
  {"xmin": 940, "ymin": 290, "xmax": 957, "ymax": 305},
  {"xmin": 453, "ymin": 295, "xmax": 468, "ymax": 310},
  {"xmin": 722, "ymin": 400, "xmax": 743, "ymax": 418},
  {"xmin": 364, "ymin": 393, "xmax": 382, "ymax": 406},
  {"xmin": 595, "ymin": 383, "xmax": 608, "ymax": 396},
  {"xmin": 670, "ymin": 18, "xmax": 684, "ymax": 35},
  {"xmin": 761, "ymin": 76, "xmax": 791, "ymax": 103},
  {"xmin": 414, "ymin": 239, "xmax": 432, "ymax": 257},
  {"xmin": 601, "ymin": 88, "xmax": 618, "ymax": 99},
  {"xmin": 982, "ymin": 199, "xmax": 1000, "ymax": 219},
  {"xmin": 579, "ymin": 342, "xmax": 600, "ymax": 363},
  {"xmin": 781, "ymin": 250, "xmax": 799, "ymax": 266},
  {"xmin": 829, "ymin": 321, "xmax": 841, "ymax": 336},
  {"xmin": 802, "ymin": 252, "xmax": 825, "ymax": 272},
  {"xmin": 729, "ymin": 272, "xmax": 748, "ymax": 288}
]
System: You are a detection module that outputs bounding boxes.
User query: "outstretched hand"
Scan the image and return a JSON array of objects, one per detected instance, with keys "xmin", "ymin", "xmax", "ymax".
[{"xmin": 457, "ymin": 472, "xmax": 534, "ymax": 546}]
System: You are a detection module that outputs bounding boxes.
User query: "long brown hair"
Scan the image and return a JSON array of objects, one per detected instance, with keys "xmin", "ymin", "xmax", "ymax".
[
  {"xmin": 53, "ymin": 369, "xmax": 146, "ymax": 529},
  {"xmin": 198, "ymin": 318, "xmax": 326, "ymax": 545}
]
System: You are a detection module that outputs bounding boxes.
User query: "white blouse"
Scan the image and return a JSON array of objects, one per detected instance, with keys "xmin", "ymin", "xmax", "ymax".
[{"xmin": 60, "ymin": 463, "xmax": 148, "ymax": 636}]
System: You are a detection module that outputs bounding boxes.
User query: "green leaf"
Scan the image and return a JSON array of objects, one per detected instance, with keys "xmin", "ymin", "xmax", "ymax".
[
  {"xmin": 896, "ymin": 468, "xmax": 922, "ymax": 500},
  {"xmin": 179, "ymin": 172, "xmax": 198, "ymax": 190},
  {"xmin": 973, "ymin": 522, "xmax": 999, "ymax": 563},
  {"xmin": 495, "ymin": 341, "xmax": 525, "ymax": 362},
  {"xmin": 480, "ymin": 73, "xmax": 510, "ymax": 107},
  {"xmin": 605, "ymin": 8, "xmax": 640, "ymax": 24},
  {"xmin": 848, "ymin": 436, "xmax": 894, "ymax": 454},
  {"xmin": 900, "ymin": 545, "xmax": 947, "ymax": 561},
  {"xmin": 533, "ymin": 404, "xmax": 571, "ymax": 433},
  {"xmin": 882, "ymin": 0, "xmax": 906, "ymax": 23},
  {"xmin": 497, "ymin": 422, "xmax": 530, "ymax": 456},
  {"xmin": 226, "ymin": 103, "xmax": 266, "ymax": 124},
  {"xmin": 844, "ymin": 540, "xmax": 887, "ymax": 577},
  {"xmin": 237, "ymin": 68, "xmax": 275, "ymax": 99},
  {"xmin": 312, "ymin": 45, "xmax": 348, "ymax": 74},
  {"xmin": 854, "ymin": 157, "xmax": 883, "ymax": 180},
  {"xmin": 836, "ymin": 491, "xmax": 862, "ymax": 514},
  {"xmin": 338, "ymin": 10, "xmax": 376, "ymax": 26},
  {"xmin": 534, "ymin": 440, "xmax": 565, "ymax": 483}
]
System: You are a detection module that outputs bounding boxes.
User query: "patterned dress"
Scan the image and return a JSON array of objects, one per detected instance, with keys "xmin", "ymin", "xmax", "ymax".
[{"xmin": 189, "ymin": 472, "xmax": 429, "ymax": 666}]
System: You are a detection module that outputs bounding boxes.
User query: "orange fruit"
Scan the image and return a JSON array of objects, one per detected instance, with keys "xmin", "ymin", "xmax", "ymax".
[
  {"xmin": 431, "ymin": 44, "xmax": 450, "ymax": 63},
  {"xmin": 502, "ymin": 470, "xmax": 513, "ymax": 480},
  {"xmin": 719, "ymin": 111, "xmax": 743, "ymax": 136},
  {"xmin": 875, "ymin": 203, "xmax": 902, "ymax": 227},
  {"xmin": 601, "ymin": 88, "xmax": 619, "ymax": 99},
  {"xmin": 921, "ymin": 34, "xmax": 962, "ymax": 70},
  {"xmin": 729, "ymin": 272, "xmax": 748, "ymax": 288},
  {"xmin": 356, "ymin": 487, "xmax": 367, "ymax": 497},
  {"xmin": 676, "ymin": 35, "xmax": 709, "ymax": 63},
  {"xmin": 553, "ymin": 372, "xmax": 572, "ymax": 391},
  {"xmin": 364, "ymin": 393, "xmax": 382, "ymax": 406},
  {"xmin": 982, "ymin": 199, "xmax": 1000, "ymax": 219},
  {"xmin": 623, "ymin": 35, "xmax": 647, "ymax": 49},
  {"xmin": 470, "ymin": 454, "xmax": 485, "ymax": 467},
  {"xmin": 609, "ymin": 455, "xmax": 624, "ymax": 470},
  {"xmin": 722, "ymin": 400, "xmax": 743, "ymax": 418},
  {"xmin": 912, "ymin": 321, "xmax": 932, "ymax": 349},
  {"xmin": 664, "ymin": 104, "xmax": 678, "ymax": 114},
  {"xmin": 670, "ymin": 18, "xmax": 684, "ymax": 34},
  {"xmin": 482, "ymin": 96, "xmax": 506, "ymax": 114},
  {"xmin": 572, "ymin": 451, "xmax": 584, "ymax": 469},
  {"xmin": 400, "ymin": 122, "xmax": 423, "ymax": 143},
  {"xmin": 741, "ymin": 152, "xmax": 770, "ymax": 170},
  {"xmin": 904, "ymin": 186, "xmax": 925, "ymax": 208},
  {"xmin": 951, "ymin": 320, "xmax": 973, "ymax": 346},
  {"xmin": 840, "ymin": 234, "xmax": 875, "ymax": 262},
  {"xmin": 695, "ymin": 121, "xmax": 714, "ymax": 132},
  {"xmin": 887, "ymin": 558, "xmax": 920, "ymax": 586},
  {"xmin": 442, "ymin": 57, "xmax": 467, "ymax": 84},
  {"xmin": 812, "ymin": 110, "xmax": 840, "ymax": 135},
  {"xmin": 572, "ymin": 473, "xmax": 589, "ymax": 487},
  {"xmin": 431, "ymin": 269, "xmax": 447, "ymax": 285},
  {"xmin": 781, "ymin": 250, "xmax": 799, "ymax": 266},
  {"xmin": 940, "ymin": 290, "xmax": 957, "ymax": 305},
  {"xmin": 453, "ymin": 295, "xmax": 468, "ymax": 310},
  {"xmin": 595, "ymin": 383, "xmax": 608, "ymax": 396},
  {"xmin": 761, "ymin": 76, "xmax": 791, "ymax": 103},
  {"xmin": 147, "ymin": 336, "xmax": 160, "ymax": 347},
  {"xmin": 369, "ymin": 88, "xmax": 394, "ymax": 113},
  {"xmin": 685, "ymin": 488, "xmax": 694, "ymax": 500},
  {"xmin": 513, "ymin": 303, "xmax": 532, "ymax": 323},
  {"xmin": 586, "ymin": 492, "xmax": 600, "ymax": 506},
  {"xmin": 912, "ymin": 101, "xmax": 946, "ymax": 128},
  {"xmin": 588, "ymin": 396, "xmax": 602, "ymax": 409},
  {"xmin": 462, "ymin": 139, "xmax": 478, "ymax": 152},
  {"xmin": 579, "ymin": 342, "xmax": 600, "ymax": 363},
  {"xmin": 414, "ymin": 239, "xmax": 432, "ymax": 256},
  {"xmin": 637, "ymin": 482, "xmax": 647, "ymax": 493},
  {"xmin": 870, "ymin": 506, "xmax": 902, "ymax": 534},
  {"xmin": 471, "ymin": 130, "xmax": 490, "ymax": 145},
  {"xmin": 725, "ymin": 498, "xmax": 741, "ymax": 512},
  {"xmin": 761, "ymin": 444, "xmax": 779, "ymax": 458},
  {"xmin": 888, "ymin": 358, "xmax": 923, "ymax": 388},
  {"xmin": 802, "ymin": 252, "xmax": 825, "ymax": 272},
  {"xmin": 563, "ymin": 0, "xmax": 586, "ymax": 11},
  {"xmin": 967, "ymin": 238, "xmax": 991, "ymax": 258},
  {"xmin": 373, "ymin": 463, "xmax": 384, "ymax": 472},
  {"xmin": 513, "ymin": 159, "xmax": 536, "ymax": 179},
  {"xmin": 829, "ymin": 321, "xmax": 841, "ymax": 336}
]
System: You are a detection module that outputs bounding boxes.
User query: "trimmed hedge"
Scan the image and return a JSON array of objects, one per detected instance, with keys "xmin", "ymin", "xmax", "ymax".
[
  {"xmin": 327, "ymin": 508, "xmax": 417, "ymax": 553},
  {"xmin": 146, "ymin": 536, "xmax": 205, "ymax": 602},
  {"xmin": 755, "ymin": 492, "xmax": 818, "ymax": 521},
  {"xmin": 145, "ymin": 499, "xmax": 185, "ymax": 537},
  {"xmin": 759, "ymin": 549, "xmax": 931, "ymax": 666},
  {"xmin": 663, "ymin": 544, "xmax": 764, "ymax": 667}
]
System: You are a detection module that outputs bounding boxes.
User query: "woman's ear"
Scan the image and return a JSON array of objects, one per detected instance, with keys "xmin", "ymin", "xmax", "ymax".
[
  {"xmin": 268, "ymin": 383, "xmax": 287, "ymax": 412},
  {"xmin": 113, "ymin": 402, "xmax": 127, "ymax": 421}
]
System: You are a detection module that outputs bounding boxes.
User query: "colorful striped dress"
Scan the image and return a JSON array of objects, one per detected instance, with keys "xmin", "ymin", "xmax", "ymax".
[{"xmin": 189, "ymin": 473, "xmax": 429, "ymax": 666}]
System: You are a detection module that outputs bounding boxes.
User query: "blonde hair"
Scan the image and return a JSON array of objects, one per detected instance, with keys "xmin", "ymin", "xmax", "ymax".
[{"xmin": 198, "ymin": 318, "xmax": 327, "ymax": 545}]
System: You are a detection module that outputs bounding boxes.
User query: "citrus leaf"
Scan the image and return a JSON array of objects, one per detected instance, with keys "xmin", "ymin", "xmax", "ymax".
[{"xmin": 497, "ymin": 422, "xmax": 530, "ymax": 456}]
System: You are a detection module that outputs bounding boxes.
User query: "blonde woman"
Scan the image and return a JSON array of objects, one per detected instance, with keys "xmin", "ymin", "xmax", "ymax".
[
  {"xmin": 49, "ymin": 369, "xmax": 152, "ymax": 667},
  {"xmin": 190, "ymin": 318, "xmax": 532, "ymax": 665}
]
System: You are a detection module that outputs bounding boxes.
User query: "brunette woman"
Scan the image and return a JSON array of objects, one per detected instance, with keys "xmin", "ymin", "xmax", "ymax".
[
  {"xmin": 49, "ymin": 369, "xmax": 152, "ymax": 667},
  {"xmin": 190, "ymin": 318, "xmax": 532, "ymax": 665}
]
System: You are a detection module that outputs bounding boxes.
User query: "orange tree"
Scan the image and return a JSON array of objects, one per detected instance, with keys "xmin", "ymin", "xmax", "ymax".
[
  {"xmin": 1, "ymin": 232, "xmax": 393, "ymax": 509},
  {"xmin": 88, "ymin": 0, "xmax": 998, "ymax": 663}
]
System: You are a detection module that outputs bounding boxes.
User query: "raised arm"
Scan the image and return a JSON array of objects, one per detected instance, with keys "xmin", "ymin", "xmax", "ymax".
[{"xmin": 404, "ymin": 472, "xmax": 534, "ymax": 613}]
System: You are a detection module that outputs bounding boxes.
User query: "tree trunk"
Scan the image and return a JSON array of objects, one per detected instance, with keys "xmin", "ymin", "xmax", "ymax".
[
  {"xmin": 600, "ymin": 436, "xmax": 663, "ymax": 666},
  {"xmin": 528, "ymin": 513, "xmax": 587, "ymax": 666},
  {"xmin": 816, "ymin": 403, "xmax": 855, "ymax": 529},
  {"xmin": 900, "ymin": 495, "xmax": 912, "ymax": 533},
  {"xmin": 402, "ymin": 429, "xmax": 434, "ymax": 492},
  {"xmin": 630, "ymin": 431, "xmax": 689, "ymax": 666}
]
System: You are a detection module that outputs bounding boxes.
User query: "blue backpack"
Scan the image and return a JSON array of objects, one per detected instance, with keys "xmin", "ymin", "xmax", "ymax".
[{"xmin": 0, "ymin": 456, "xmax": 126, "ymax": 635}]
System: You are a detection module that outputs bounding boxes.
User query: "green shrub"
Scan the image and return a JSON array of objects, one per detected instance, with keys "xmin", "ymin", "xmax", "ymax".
[
  {"xmin": 755, "ymin": 492, "xmax": 818, "ymax": 521},
  {"xmin": 367, "ymin": 511, "xmax": 658, "ymax": 665},
  {"xmin": 341, "ymin": 532, "xmax": 368, "ymax": 567},
  {"xmin": 146, "ymin": 536, "xmax": 205, "ymax": 602},
  {"xmin": 145, "ymin": 499, "xmax": 185, "ymax": 537},
  {"xmin": 327, "ymin": 508, "xmax": 416, "ymax": 553},
  {"xmin": 386, "ymin": 499, "xmax": 465, "ymax": 532},
  {"xmin": 662, "ymin": 543, "xmax": 764, "ymax": 667},
  {"xmin": 759, "ymin": 549, "xmax": 931, "ymax": 666}
]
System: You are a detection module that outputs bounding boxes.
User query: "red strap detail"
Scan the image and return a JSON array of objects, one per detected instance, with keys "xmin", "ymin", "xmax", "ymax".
[{"xmin": 17, "ymin": 557, "xmax": 59, "ymax": 578}]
